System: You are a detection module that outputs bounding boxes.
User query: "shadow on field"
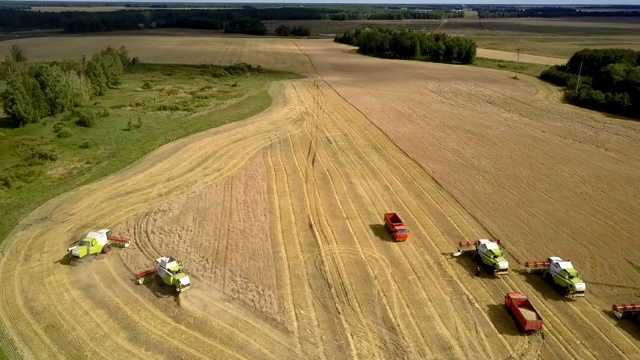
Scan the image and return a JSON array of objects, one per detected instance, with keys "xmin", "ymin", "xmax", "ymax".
[
  {"xmin": 369, "ymin": 224, "xmax": 394, "ymax": 242},
  {"xmin": 0, "ymin": 116, "xmax": 14, "ymax": 129},
  {"xmin": 486, "ymin": 303, "xmax": 521, "ymax": 336},
  {"xmin": 136, "ymin": 274, "xmax": 182, "ymax": 305},
  {"xmin": 446, "ymin": 252, "xmax": 499, "ymax": 279},
  {"xmin": 54, "ymin": 253, "xmax": 74, "ymax": 266},
  {"xmin": 601, "ymin": 309, "xmax": 640, "ymax": 342},
  {"xmin": 516, "ymin": 270, "xmax": 574, "ymax": 303},
  {"xmin": 449, "ymin": 254, "xmax": 480, "ymax": 279},
  {"xmin": 55, "ymin": 252, "xmax": 107, "ymax": 267}
]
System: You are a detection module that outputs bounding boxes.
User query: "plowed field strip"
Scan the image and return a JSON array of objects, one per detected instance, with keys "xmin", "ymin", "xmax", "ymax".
[
  {"xmin": 306, "ymin": 80, "xmax": 501, "ymax": 359},
  {"xmin": 317, "ymin": 76, "xmax": 601, "ymax": 360},
  {"xmin": 264, "ymin": 147, "xmax": 302, "ymax": 354},
  {"xmin": 270, "ymin": 138, "xmax": 327, "ymax": 359},
  {"xmin": 296, "ymin": 80, "xmax": 456, "ymax": 358},
  {"xmin": 326, "ymin": 84, "xmax": 589, "ymax": 359}
]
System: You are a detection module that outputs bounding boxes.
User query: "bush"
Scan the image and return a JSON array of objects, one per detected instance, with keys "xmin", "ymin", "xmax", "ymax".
[
  {"xmin": 0, "ymin": 173, "xmax": 12, "ymax": 189},
  {"xmin": 157, "ymin": 104, "xmax": 181, "ymax": 111},
  {"xmin": 79, "ymin": 140, "xmax": 91, "ymax": 149},
  {"xmin": 21, "ymin": 145, "xmax": 57, "ymax": 166},
  {"xmin": 99, "ymin": 108, "xmax": 110, "ymax": 118},
  {"xmin": 211, "ymin": 70, "xmax": 229, "ymax": 78},
  {"xmin": 57, "ymin": 127, "xmax": 73, "ymax": 138},
  {"xmin": 75, "ymin": 110, "xmax": 96, "ymax": 127},
  {"xmin": 53, "ymin": 121, "xmax": 65, "ymax": 133},
  {"xmin": 142, "ymin": 80, "xmax": 153, "ymax": 90},
  {"xmin": 540, "ymin": 65, "xmax": 577, "ymax": 87}
]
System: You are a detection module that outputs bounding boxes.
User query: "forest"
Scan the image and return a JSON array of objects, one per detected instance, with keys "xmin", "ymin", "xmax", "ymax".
[
  {"xmin": 275, "ymin": 25, "xmax": 311, "ymax": 37},
  {"xmin": 0, "ymin": 7, "xmax": 462, "ymax": 34},
  {"xmin": 475, "ymin": 6, "xmax": 640, "ymax": 18},
  {"xmin": 335, "ymin": 27, "xmax": 476, "ymax": 65},
  {"xmin": 540, "ymin": 49, "xmax": 640, "ymax": 119},
  {"xmin": 1, "ymin": 45, "xmax": 136, "ymax": 127}
]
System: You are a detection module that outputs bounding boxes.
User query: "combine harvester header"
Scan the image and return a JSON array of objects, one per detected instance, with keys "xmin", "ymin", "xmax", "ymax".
[{"xmin": 612, "ymin": 304, "xmax": 640, "ymax": 322}]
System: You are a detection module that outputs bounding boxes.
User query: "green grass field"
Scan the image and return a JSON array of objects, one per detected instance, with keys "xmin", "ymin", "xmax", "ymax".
[
  {"xmin": 472, "ymin": 57, "xmax": 551, "ymax": 77},
  {"xmin": 0, "ymin": 63, "xmax": 299, "ymax": 243}
]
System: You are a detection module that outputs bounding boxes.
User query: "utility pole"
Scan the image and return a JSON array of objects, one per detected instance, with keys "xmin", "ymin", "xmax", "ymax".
[
  {"xmin": 514, "ymin": 36, "xmax": 521, "ymax": 79},
  {"xmin": 575, "ymin": 60, "xmax": 584, "ymax": 92}
]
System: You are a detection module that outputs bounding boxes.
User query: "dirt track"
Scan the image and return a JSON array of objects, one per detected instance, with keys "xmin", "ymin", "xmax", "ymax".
[{"xmin": 0, "ymin": 38, "xmax": 639, "ymax": 359}]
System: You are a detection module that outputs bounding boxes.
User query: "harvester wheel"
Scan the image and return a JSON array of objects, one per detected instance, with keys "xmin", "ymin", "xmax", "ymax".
[{"xmin": 102, "ymin": 245, "xmax": 111, "ymax": 254}]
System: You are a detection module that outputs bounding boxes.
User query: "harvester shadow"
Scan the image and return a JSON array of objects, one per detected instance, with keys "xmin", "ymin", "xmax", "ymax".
[
  {"xmin": 448, "ymin": 253, "xmax": 499, "ymax": 279},
  {"xmin": 486, "ymin": 304, "xmax": 521, "ymax": 336},
  {"xmin": 55, "ymin": 253, "xmax": 103, "ymax": 267},
  {"xmin": 369, "ymin": 224, "xmax": 394, "ymax": 242},
  {"xmin": 136, "ymin": 277, "xmax": 181, "ymax": 305},
  {"xmin": 516, "ymin": 270, "xmax": 573, "ymax": 303},
  {"xmin": 601, "ymin": 309, "xmax": 640, "ymax": 342},
  {"xmin": 55, "ymin": 253, "xmax": 74, "ymax": 266}
]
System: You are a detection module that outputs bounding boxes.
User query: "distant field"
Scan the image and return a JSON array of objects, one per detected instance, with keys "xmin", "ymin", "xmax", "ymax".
[
  {"xmin": 31, "ymin": 6, "xmax": 129, "ymax": 12},
  {"xmin": 264, "ymin": 17, "xmax": 640, "ymax": 59},
  {"xmin": 30, "ymin": 6, "xmax": 234, "ymax": 12}
]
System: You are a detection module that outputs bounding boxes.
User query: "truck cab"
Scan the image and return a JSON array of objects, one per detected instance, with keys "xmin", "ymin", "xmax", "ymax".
[{"xmin": 384, "ymin": 213, "xmax": 408, "ymax": 241}]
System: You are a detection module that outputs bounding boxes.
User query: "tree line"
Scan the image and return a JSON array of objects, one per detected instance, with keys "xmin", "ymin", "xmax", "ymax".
[
  {"xmin": 475, "ymin": 6, "xmax": 640, "ymax": 18},
  {"xmin": 0, "ymin": 7, "xmax": 463, "ymax": 34},
  {"xmin": 223, "ymin": 18, "xmax": 267, "ymax": 35},
  {"xmin": 540, "ymin": 48, "xmax": 640, "ymax": 119},
  {"xmin": 335, "ymin": 27, "xmax": 476, "ymax": 65},
  {"xmin": 1, "ymin": 45, "xmax": 136, "ymax": 126},
  {"xmin": 275, "ymin": 25, "xmax": 311, "ymax": 37}
]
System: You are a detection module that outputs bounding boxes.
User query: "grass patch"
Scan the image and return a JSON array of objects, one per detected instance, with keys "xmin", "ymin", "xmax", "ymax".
[
  {"xmin": 0, "ymin": 62, "xmax": 299, "ymax": 243},
  {"xmin": 472, "ymin": 57, "xmax": 551, "ymax": 77}
]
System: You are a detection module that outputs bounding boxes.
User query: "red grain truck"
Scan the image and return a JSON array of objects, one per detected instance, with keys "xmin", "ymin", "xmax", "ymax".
[
  {"xmin": 383, "ymin": 213, "xmax": 408, "ymax": 242},
  {"xmin": 505, "ymin": 293, "xmax": 544, "ymax": 333}
]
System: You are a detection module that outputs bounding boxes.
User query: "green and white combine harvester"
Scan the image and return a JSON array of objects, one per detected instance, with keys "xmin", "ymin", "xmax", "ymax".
[
  {"xmin": 67, "ymin": 229, "xmax": 130, "ymax": 262},
  {"xmin": 453, "ymin": 239, "xmax": 509, "ymax": 275},
  {"xmin": 525, "ymin": 257, "xmax": 586, "ymax": 298},
  {"xmin": 136, "ymin": 256, "xmax": 192, "ymax": 293}
]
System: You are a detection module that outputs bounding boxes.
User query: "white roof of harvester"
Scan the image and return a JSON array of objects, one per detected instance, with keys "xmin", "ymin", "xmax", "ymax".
[
  {"xmin": 549, "ymin": 257, "xmax": 574, "ymax": 269},
  {"xmin": 478, "ymin": 239, "xmax": 499, "ymax": 250},
  {"xmin": 86, "ymin": 231, "xmax": 104, "ymax": 239}
]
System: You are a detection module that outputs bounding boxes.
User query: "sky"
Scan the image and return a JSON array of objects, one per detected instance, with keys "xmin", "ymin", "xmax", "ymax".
[{"xmin": 26, "ymin": 0, "xmax": 640, "ymax": 4}]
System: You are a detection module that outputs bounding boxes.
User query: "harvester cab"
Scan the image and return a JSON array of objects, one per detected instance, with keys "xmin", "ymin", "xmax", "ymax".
[
  {"xmin": 525, "ymin": 256, "xmax": 586, "ymax": 297},
  {"xmin": 612, "ymin": 304, "xmax": 640, "ymax": 323},
  {"xmin": 136, "ymin": 256, "xmax": 191, "ymax": 293},
  {"xmin": 67, "ymin": 229, "xmax": 130, "ymax": 261},
  {"xmin": 453, "ymin": 239, "xmax": 509, "ymax": 275}
]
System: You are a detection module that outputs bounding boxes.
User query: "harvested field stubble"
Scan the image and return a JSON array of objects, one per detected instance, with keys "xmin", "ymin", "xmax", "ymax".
[
  {"xmin": 0, "ymin": 37, "xmax": 638, "ymax": 360},
  {"xmin": 118, "ymin": 157, "xmax": 281, "ymax": 320}
]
